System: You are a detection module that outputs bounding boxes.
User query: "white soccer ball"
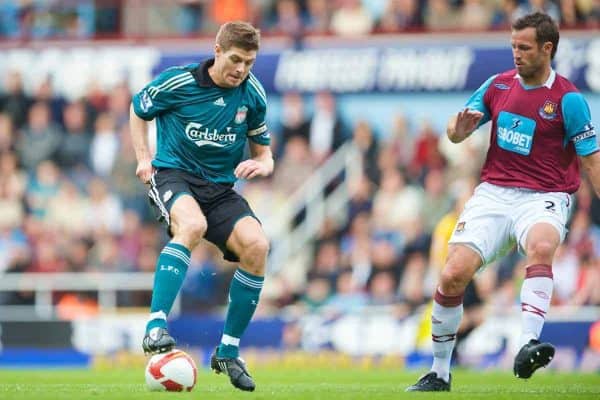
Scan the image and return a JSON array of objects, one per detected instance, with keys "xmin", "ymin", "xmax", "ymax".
[{"xmin": 145, "ymin": 349, "xmax": 197, "ymax": 392}]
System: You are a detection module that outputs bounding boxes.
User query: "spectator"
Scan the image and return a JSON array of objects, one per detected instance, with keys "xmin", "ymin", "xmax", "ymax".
[
  {"xmin": 85, "ymin": 177, "xmax": 124, "ymax": 236},
  {"xmin": 90, "ymin": 113, "xmax": 119, "ymax": 177},
  {"xmin": 88, "ymin": 233, "xmax": 121, "ymax": 271},
  {"xmin": 54, "ymin": 100, "xmax": 92, "ymax": 172},
  {"xmin": 572, "ymin": 256, "xmax": 600, "ymax": 306},
  {"xmin": 340, "ymin": 211, "xmax": 373, "ymax": 286},
  {"xmin": 311, "ymin": 239, "xmax": 343, "ymax": 283},
  {"xmin": 63, "ymin": 238, "xmax": 91, "ymax": 273},
  {"xmin": 370, "ymin": 233, "xmax": 402, "ymax": 273},
  {"xmin": 0, "ymin": 113, "xmax": 15, "ymax": 153},
  {"xmin": 420, "ymin": 169, "xmax": 453, "ymax": 232},
  {"xmin": 367, "ymin": 270, "xmax": 397, "ymax": 305},
  {"xmin": 45, "ymin": 181, "xmax": 89, "ymax": 236},
  {"xmin": 371, "ymin": 168, "xmax": 423, "ymax": 236},
  {"xmin": 425, "ymin": 0, "xmax": 460, "ymax": 30},
  {"xmin": 577, "ymin": 0, "xmax": 600, "ymax": 28},
  {"xmin": 330, "ymin": 0, "xmax": 374, "ymax": 36},
  {"xmin": 351, "ymin": 120, "xmax": 379, "ymax": 183},
  {"xmin": 299, "ymin": 277, "xmax": 332, "ymax": 310},
  {"xmin": 25, "ymin": 161, "xmax": 62, "ymax": 219},
  {"xmin": 378, "ymin": 0, "xmax": 423, "ymax": 32},
  {"xmin": 118, "ymin": 210, "xmax": 143, "ymax": 267},
  {"xmin": 560, "ymin": 0, "xmax": 579, "ymax": 27},
  {"xmin": 346, "ymin": 173, "xmax": 374, "ymax": 223},
  {"xmin": 305, "ymin": 0, "xmax": 331, "ymax": 33},
  {"xmin": 16, "ymin": 102, "xmax": 63, "ymax": 172},
  {"xmin": 458, "ymin": 0, "xmax": 493, "ymax": 31},
  {"xmin": 552, "ymin": 243, "xmax": 580, "ymax": 304},
  {"xmin": 308, "ymin": 91, "xmax": 347, "ymax": 163},
  {"xmin": 0, "ymin": 151, "xmax": 26, "ymax": 214},
  {"xmin": 398, "ymin": 251, "xmax": 428, "ymax": 307},
  {"xmin": 110, "ymin": 125, "xmax": 148, "ymax": 216},
  {"xmin": 408, "ymin": 120, "xmax": 446, "ymax": 181},
  {"xmin": 0, "ymin": 70, "xmax": 31, "ymax": 129},
  {"xmin": 325, "ymin": 269, "xmax": 368, "ymax": 313},
  {"xmin": 273, "ymin": 136, "xmax": 317, "ymax": 196},
  {"xmin": 34, "ymin": 77, "xmax": 66, "ymax": 127},
  {"xmin": 386, "ymin": 112, "xmax": 413, "ymax": 169},
  {"xmin": 176, "ymin": 0, "xmax": 205, "ymax": 35},
  {"xmin": 491, "ymin": 0, "xmax": 520, "ymax": 29},
  {"xmin": 106, "ymin": 82, "xmax": 131, "ymax": 130},
  {"xmin": 0, "ymin": 224, "xmax": 29, "ymax": 275},
  {"xmin": 271, "ymin": 0, "xmax": 304, "ymax": 38},
  {"xmin": 29, "ymin": 233, "xmax": 65, "ymax": 273},
  {"xmin": 278, "ymin": 92, "xmax": 311, "ymax": 157}
]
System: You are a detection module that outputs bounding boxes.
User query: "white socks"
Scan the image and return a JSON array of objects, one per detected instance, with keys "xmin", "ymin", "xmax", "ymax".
[
  {"xmin": 520, "ymin": 264, "xmax": 553, "ymax": 347},
  {"xmin": 430, "ymin": 288, "xmax": 464, "ymax": 382}
]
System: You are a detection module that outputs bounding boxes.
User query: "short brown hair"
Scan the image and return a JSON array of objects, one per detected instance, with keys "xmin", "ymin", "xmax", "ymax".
[
  {"xmin": 512, "ymin": 12, "xmax": 559, "ymax": 60},
  {"xmin": 216, "ymin": 21, "xmax": 260, "ymax": 52}
]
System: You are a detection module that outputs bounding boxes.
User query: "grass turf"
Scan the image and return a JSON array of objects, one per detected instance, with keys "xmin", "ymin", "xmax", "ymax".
[{"xmin": 0, "ymin": 367, "xmax": 598, "ymax": 400}]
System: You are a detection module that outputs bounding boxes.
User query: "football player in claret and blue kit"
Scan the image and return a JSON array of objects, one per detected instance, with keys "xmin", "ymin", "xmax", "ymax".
[
  {"xmin": 407, "ymin": 12, "xmax": 600, "ymax": 392},
  {"xmin": 129, "ymin": 21, "xmax": 273, "ymax": 392}
]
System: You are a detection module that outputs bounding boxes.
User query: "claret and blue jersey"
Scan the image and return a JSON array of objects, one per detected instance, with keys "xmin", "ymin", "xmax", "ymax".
[
  {"xmin": 465, "ymin": 69, "xmax": 598, "ymax": 193},
  {"xmin": 132, "ymin": 60, "xmax": 270, "ymax": 184}
]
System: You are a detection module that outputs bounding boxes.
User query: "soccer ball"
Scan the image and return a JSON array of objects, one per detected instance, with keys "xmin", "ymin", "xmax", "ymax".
[{"xmin": 145, "ymin": 349, "xmax": 197, "ymax": 392}]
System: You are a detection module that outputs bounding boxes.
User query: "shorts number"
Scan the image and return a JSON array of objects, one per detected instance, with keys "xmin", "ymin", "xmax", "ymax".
[{"xmin": 544, "ymin": 200, "xmax": 556, "ymax": 211}]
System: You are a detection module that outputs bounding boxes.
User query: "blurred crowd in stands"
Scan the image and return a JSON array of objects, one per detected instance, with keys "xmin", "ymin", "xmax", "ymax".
[
  {"xmin": 1, "ymin": 0, "xmax": 599, "ymax": 324},
  {"xmin": 1, "ymin": 62, "xmax": 599, "ymax": 319},
  {"xmin": 269, "ymin": 90, "xmax": 600, "ymax": 324},
  {"xmin": 0, "ymin": 0, "xmax": 599, "ymax": 40}
]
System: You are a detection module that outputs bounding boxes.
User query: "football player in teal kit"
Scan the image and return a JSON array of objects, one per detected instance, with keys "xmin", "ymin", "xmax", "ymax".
[
  {"xmin": 130, "ymin": 21, "xmax": 273, "ymax": 392},
  {"xmin": 408, "ymin": 13, "xmax": 600, "ymax": 392}
]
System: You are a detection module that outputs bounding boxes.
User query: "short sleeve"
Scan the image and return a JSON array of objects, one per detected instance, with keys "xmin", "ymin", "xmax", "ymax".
[
  {"xmin": 562, "ymin": 92, "xmax": 598, "ymax": 156},
  {"xmin": 464, "ymin": 74, "xmax": 497, "ymax": 128},
  {"xmin": 246, "ymin": 74, "xmax": 270, "ymax": 145},
  {"xmin": 132, "ymin": 68, "xmax": 195, "ymax": 121}
]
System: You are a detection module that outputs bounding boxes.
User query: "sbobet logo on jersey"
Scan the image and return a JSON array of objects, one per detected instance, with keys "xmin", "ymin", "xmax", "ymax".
[
  {"xmin": 496, "ymin": 112, "xmax": 537, "ymax": 156},
  {"xmin": 185, "ymin": 122, "xmax": 237, "ymax": 148}
]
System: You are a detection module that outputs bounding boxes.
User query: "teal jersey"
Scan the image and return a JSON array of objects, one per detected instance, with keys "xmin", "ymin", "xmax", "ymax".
[{"xmin": 132, "ymin": 60, "xmax": 270, "ymax": 184}]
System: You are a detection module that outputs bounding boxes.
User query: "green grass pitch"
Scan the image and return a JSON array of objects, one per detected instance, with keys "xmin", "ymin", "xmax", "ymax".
[{"xmin": 0, "ymin": 367, "xmax": 598, "ymax": 400}]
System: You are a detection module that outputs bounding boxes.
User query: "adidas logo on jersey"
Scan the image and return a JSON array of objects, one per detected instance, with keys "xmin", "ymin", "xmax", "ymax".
[{"xmin": 213, "ymin": 97, "xmax": 226, "ymax": 107}]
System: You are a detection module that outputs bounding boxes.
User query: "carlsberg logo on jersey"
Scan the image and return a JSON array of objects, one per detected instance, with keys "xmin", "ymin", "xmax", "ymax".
[
  {"xmin": 185, "ymin": 122, "xmax": 237, "ymax": 147},
  {"xmin": 496, "ymin": 111, "xmax": 537, "ymax": 156}
]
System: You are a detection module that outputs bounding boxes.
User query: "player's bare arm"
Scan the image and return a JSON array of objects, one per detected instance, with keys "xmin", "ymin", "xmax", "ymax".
[
  {"xmin": 234, "ymin": 141, "xmax": 274, "ymax": 180},
  {"xmin": 129, "ymin": 104, "xmax": 154, "ymax": 184},
  {"xmin": 447, "ymin": 108, "xmax": 484, "ymax": 143},
  {"xmin": 580, "ymin": 151, "xmax": 600, "ymax": 197}
]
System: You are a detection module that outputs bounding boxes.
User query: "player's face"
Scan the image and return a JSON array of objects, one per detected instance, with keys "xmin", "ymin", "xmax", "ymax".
[
  {"xmin": 511, "ymin": 27, "xmax": 550, "ymax": 81},
  {"xmin": 214, "ymin": 45, "xmax": 257, "ymax": 88}
]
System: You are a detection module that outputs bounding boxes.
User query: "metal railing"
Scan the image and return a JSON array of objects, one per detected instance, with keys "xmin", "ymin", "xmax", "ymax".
[
  {"xmin": 0, "ymin": 272, "xmax": 166, "ymax": 321},
  {"xmin": 264, "ymin": 142, "xmax": 363, "ymax": 273}
]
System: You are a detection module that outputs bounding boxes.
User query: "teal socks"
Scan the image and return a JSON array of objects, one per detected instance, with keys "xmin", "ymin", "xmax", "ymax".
[
  {"xmin": 218, "ymin": 268, "xmax": 264, "ymax": 358},
  {"xmin": 146, "ymin": 242, "xmax": 190, "ymax": 333}
]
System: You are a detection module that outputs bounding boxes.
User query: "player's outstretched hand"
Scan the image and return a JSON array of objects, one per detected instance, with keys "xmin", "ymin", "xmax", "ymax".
[
  {"xmin": 455, "ymin": 108, "xmax": 484, "ymax": 136},
  {"xmin": 235, "ymin": 160, "xmax": 269, "ymax": 180},
  {"xmin": 136, "ymin": 159, "xmax": 155, "ymax": 184}
]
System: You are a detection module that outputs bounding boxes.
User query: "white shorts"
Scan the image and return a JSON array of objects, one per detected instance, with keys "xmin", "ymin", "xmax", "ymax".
[{"xmin": 449, "ymin": 182, "xmax": 572, "ymax": 265}]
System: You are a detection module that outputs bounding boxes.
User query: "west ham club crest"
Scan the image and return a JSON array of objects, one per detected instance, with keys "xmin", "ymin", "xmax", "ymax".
[{"xmin": 538, "ymin": 100, "xmax": 558, "ymax": 120}]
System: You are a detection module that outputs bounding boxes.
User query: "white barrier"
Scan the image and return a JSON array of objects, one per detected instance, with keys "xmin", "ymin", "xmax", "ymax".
[{"xmin": 0, "ymin": 272, "xmax": 180, "ymax": 320}]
